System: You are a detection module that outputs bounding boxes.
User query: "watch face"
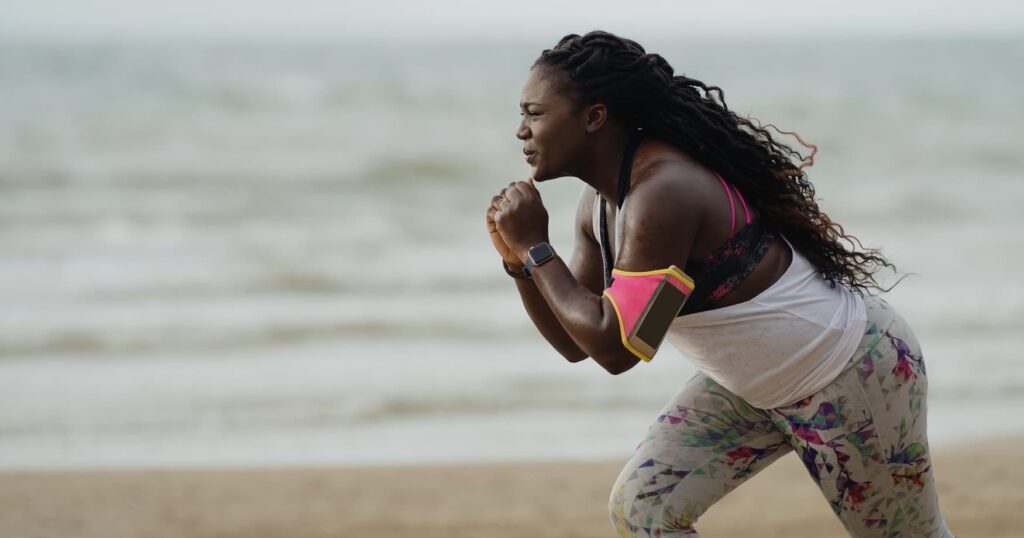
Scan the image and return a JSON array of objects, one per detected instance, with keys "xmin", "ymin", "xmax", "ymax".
[{"xmin": 530, "ymin": 242, "xmax": 555, "ymax": 263}]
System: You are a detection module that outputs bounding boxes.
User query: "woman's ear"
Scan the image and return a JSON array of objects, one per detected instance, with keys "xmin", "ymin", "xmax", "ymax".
[{"xmin": 583, "ymin": 103, "xmax": 607, "ymax": 133}]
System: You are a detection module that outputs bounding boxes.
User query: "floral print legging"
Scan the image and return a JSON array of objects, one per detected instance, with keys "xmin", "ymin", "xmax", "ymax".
[{"xmin": 610, "ymin": 296, "xmax": 954, "ymax": 537}]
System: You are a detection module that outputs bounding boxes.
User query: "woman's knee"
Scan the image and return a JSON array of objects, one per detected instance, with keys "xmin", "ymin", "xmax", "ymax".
[
  {"xmin": 608, "ymin": 465, "xmax": 702, "ymax": 537},
  {"xmin": 608, "ymin": 479, "xmax": 636, "ymax": 537}
]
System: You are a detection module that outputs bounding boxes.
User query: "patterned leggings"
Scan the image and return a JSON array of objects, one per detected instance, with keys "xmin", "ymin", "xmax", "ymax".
[{"xmin": 609, "ymin": 296, "xmax": 954, "ymax": 537}]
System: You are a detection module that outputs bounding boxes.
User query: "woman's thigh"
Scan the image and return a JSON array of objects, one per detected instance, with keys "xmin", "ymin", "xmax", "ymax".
[
  {"xmin": 769, "ymin": 297, "xmax": 953, "ymax": 537},
  {"xmin": 610, "ymin": 373, "xmax": 791, "ymax": 537}
]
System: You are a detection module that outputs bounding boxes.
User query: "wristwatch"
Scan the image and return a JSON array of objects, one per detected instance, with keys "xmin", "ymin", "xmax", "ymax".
[{"xmin": 523, "ymin": 242, "xmax": 556, "ymax": 277}]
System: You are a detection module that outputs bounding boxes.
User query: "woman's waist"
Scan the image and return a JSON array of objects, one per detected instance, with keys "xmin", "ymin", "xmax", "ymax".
[{"xmin": 664, "ymin": 289, "xmax": 868, "ymax": 407}]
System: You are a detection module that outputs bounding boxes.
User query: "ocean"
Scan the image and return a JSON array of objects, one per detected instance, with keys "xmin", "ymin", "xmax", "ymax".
[{"xmin": 1, "ymin": 36, "xmax": 1022, "ymax": 469}]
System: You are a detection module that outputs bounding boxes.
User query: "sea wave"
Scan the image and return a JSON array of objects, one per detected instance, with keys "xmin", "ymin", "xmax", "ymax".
[
  {"xmin": 3, "ymin": 380, "xmax": 1021, "ymax": 444},
  {"xmin": 0, "ymin": 320, "xmax": 534, "ymax": 358}
]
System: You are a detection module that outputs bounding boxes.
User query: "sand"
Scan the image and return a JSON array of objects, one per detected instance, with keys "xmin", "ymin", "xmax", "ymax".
[{"xmin": 0, "ymin": 438, "xmax": 1019, "ymax": 538}]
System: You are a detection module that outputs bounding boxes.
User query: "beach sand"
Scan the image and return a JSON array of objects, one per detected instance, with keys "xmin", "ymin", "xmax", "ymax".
[{"xmin": 0, "ymin": 438, "xmax": 1019, "ymax": 538}]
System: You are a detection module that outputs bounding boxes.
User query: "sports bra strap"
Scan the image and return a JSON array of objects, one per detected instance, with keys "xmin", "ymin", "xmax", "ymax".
[
  {"xmin": 734, "ymin": 185, "xmax": 752, "ymax": 225},
  {"xmin": 716, "ymin": 174, "xmax": 737, "ymax": 236},
  {"xmin": 715, "ymin": 173, "xmax": 751, "ymax": 236},
  {"xmin": 616, "ymin": 130, "xmax": 648, "ymax": 209}
]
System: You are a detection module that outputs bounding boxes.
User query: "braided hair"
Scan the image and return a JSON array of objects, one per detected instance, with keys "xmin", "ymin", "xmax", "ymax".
[{"xmin": 535, "ymin": 30, "xmax": 894, "ymax": 294}]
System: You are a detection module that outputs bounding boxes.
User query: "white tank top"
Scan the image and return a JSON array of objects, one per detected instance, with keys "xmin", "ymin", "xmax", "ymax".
[{"xmin": 593, "ymin": 189, "xmax": 867, "ymax": 409}]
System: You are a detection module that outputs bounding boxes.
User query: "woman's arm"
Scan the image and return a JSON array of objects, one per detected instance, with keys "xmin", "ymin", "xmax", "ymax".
[
  {"xmin": 492, "ymin": 187, "xmax": 605, "ymax": 363},
  {"xmin": 495, "ymin": 172, "xmax": 701, "ymax": 375}
]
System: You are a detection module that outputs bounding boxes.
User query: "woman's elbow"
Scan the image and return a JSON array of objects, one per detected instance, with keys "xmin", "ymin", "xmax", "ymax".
[
  {"xmin": 592, "ymin": 349, "xmax": 640, "ymax": 375},
  {"xmin": 589, "ymin": 307, "xmax": 641, "ymax": 374},
  {"xmin": 559, "ymin": 347, "xmax": 589, "ymax": 363},
  {"xmin": 604, "ymin": 360, "xmax": 638, "ymax": 375}
]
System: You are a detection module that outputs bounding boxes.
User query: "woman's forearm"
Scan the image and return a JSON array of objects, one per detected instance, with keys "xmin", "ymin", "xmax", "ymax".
[
  {"xmin": 519, "ymin": 256, "xmax": 637, "ymax": 374},
  {"xmin": 510, "ymin": 264, "xmax": 590, "ymax": 363}
]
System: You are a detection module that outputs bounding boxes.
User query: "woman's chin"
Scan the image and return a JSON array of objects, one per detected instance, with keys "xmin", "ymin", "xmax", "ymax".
[{"xmin": 530, "ymin": 167, "xmax": 552, "ymax": 182}]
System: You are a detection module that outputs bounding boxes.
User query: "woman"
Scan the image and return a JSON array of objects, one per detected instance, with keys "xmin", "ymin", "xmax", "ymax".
[{"xmin": 485, "ymin": 31, "xmax": 954, "ymax": 537}]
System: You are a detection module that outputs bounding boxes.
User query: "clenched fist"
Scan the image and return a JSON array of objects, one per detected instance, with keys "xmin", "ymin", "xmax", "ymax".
[{"xmin": 485, "ymin": 178, "xmax": 550, "ymax": 263}]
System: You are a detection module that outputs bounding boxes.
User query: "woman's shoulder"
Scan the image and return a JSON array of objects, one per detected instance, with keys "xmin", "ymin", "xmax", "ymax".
[
  {"xmin": 626, "ymin": 140, "xmax": 719, "ymax": 220},
  {"xmin": 611, "ymin": 148, "xmax": 710, "ymax": 268}
]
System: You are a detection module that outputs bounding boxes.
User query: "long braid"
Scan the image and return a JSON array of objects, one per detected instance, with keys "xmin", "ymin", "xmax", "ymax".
[{"xmin": 535, "ymin": 31, "xmax": 894, "ymax": 293}]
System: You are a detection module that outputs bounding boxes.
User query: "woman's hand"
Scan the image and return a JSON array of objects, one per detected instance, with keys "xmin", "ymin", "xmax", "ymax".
[
  {"xmin": 491, "ymin": 178, "xmax": 550, "ymax": 262},
  {"xmin": 486, "ymin": 188, "xmax": 521, "ymax": 266}
]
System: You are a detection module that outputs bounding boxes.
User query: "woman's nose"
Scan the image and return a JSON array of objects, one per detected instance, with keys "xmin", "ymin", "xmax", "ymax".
[{"xmin": 515, "ymin": 119, "xmax": 529, "ymax": 140}]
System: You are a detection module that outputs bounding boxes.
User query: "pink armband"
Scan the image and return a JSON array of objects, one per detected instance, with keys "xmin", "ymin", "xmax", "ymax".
[{"xmin": 602, "ymin": 266, "xmax": 695, "ymax": 362}]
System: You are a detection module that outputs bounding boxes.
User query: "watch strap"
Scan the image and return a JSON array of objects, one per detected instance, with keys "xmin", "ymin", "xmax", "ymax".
[{"xmin": 502, "ymin": 260, "xmax": 531, "ymax": 280}]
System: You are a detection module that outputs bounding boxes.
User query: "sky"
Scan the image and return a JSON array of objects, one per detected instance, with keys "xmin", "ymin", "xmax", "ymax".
[{"xmin": 2, "ymin": 0, "xmax": 1023, "ymax": 41}]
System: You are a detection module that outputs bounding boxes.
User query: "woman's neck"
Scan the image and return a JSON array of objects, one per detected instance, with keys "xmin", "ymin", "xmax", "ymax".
[{"xmin": 576, "ymin": 129, "xmax": 633, "ymax": 207}]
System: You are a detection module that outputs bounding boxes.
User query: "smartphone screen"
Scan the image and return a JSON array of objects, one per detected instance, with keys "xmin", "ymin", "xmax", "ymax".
[{"xmin": 633, "ymin": 279, "xmax": 687, "ymax": 348}]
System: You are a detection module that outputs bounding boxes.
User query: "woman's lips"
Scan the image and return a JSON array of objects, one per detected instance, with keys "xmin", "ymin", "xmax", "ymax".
[{"xmin": 524, "ymin": 149, "xmax": 536, "ymax": 164}]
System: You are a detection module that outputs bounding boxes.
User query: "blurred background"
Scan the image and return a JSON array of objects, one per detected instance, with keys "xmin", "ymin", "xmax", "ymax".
[{"xmin": 1, "ymin": 0, "xmax": 1022, "ymax": 470}]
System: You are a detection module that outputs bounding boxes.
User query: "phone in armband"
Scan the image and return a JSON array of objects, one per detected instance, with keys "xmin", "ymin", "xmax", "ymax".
[{"xmin": 604, "ymin": 265, "xmax": 694, "ymax": 362}]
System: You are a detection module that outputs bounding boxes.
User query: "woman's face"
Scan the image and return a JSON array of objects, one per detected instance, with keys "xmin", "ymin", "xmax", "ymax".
[{"xmin": 515, "ymin": 66, "xmax": 588, "ymax": 182}]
